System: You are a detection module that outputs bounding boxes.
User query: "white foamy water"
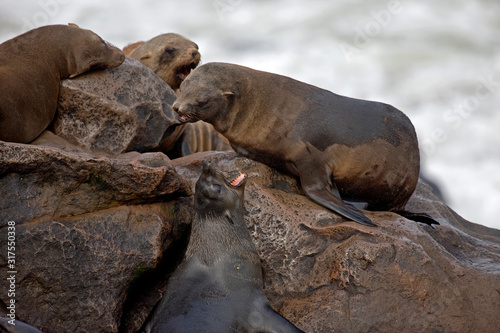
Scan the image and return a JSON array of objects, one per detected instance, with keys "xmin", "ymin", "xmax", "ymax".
[{"xmin": 1, "ymin": 0, "xmax": 499, "ymax": 229}]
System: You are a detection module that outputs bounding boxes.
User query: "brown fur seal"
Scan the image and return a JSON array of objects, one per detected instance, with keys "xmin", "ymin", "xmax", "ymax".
[
  {"xmin": 172, "ymin": 62, "xmax": 438, "ymax": 227},
  {"xmin": 142, "ymin": 162, "xmax": 303, "ymax": 332},
  {"xmin": 125, "ymin": 33, "xmax": 200, "ymax": 90},
  {"xmin": 125, "ymin": 33, "xmax": 231, "ymax": 157},
  {"xmin": 156, "ymin": 121, "xmax": 233, "ymax": 158},
  {"xmin": 0, "ymin": 24, "xmax": 125, "ymax": 144}
]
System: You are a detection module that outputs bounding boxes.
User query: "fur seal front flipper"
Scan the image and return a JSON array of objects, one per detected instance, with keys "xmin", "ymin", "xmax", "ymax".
[
  {"xmin": 142, "ymin": 161, "xmax": 303, "ymax": 333},
  {"xmin": 294, "ymin": 145, "xmax": 377, "ymax": 227}
]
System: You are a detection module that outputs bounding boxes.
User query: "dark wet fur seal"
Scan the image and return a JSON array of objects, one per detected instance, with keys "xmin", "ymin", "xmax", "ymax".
[
  {"xmin": 142, "ymin": 162, "xmax": 303, "ymax": 332},
  {"xmin": 0, "ymin": 24, "xmax": 125, "ymax": 144},
  {"xmin": 172, "ymin": 62, "xmax": 439, "ymax": 227}
]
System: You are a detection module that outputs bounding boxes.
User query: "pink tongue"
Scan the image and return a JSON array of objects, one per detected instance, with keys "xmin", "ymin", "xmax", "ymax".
[{"xmin": 230, "ymin": 173, "xmax": 246, "ymax": 186}]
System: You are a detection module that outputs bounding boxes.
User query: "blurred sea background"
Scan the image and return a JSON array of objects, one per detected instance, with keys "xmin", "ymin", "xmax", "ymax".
[{"xmin": 1, "ymin": 0, "xmax": 499, "ymax": 229}]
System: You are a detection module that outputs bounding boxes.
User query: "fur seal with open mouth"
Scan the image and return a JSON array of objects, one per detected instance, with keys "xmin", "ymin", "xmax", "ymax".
[
  {"xmin": 125, "ymin": 33, "xmax": 200, "ymax": 90},
  {"xmin": 172, "ymin": 62, "xmax": 439, "ymax": 227},
  {"xmin": 125, "ymin": 33, "xmax": 232, "ymax": 157},
  {"xmin": 0, "ymin": 24, "xmax": 125, "ymax": 144},
  {"xmin": 142, "ymin": 161, "xmax": 303, "ymax": 332}
]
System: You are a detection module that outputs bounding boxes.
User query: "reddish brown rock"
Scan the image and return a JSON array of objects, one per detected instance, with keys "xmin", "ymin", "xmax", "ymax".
[
  {"xmin": 1, "ymin": 147, "xmax": 498, "ymax": 333},
  {"xmin": 171, "ymin": 151, "xmax": 500, "ymax": 333},
  {"xmin": 52, "ymin": 57, "xmax": 180, "ymax": 155},
  {"xmin": 0, "ymin": 138, "xmax": 191, "ymax": 333},
  {"xmin": 0, "ymin": 203, "xmax": 189, "ymax": 333},
  {"xmin": 0, "ymin": 136, "xmax": 190, "ymax": 224}
]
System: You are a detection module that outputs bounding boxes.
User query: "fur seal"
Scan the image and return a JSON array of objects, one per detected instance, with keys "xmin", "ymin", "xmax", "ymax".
[
  {"xmin": 156, "ymin": 121, "xmax": 233, "ymax": 158},
  {"xmin": 125, "ymin": 33, "xmax": 231, "ymax": 157},
  {"xmin": 0, "ymin": 24, "xmax": 125, "ymax": 144},
  {"xmin": 125, "ymin": 33, "xmax": 200, "ymax": 90},
  {"xmin": 143, "ymin": 162, "xmax": 303, "ymax": 332},
  {"xmin": 172, "ymin": 62, "xmax": 438, "ymax": 227}
]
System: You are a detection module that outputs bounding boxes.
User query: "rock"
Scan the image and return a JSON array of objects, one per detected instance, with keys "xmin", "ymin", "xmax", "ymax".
[
  {"xmin": 1, "ymin": 147, "xmax": 499, "ymax": 333},
  {"xmin": 170, "ymin": 151, "xmax": 500, "ymax": 333},
  {"xmin": 0, "ymin": 203, "xmax": 189, "ymax": 333},
  {"xmin": 52, "ymin": 57, "xmax": 180, "ymax": 155},
  {"xmin": 0, "ymin": 139, "xmax": 192, "ymax": 333},
  {"xmin": 0, "ymin": 135, "xmax": 190, "ymax": 224}
]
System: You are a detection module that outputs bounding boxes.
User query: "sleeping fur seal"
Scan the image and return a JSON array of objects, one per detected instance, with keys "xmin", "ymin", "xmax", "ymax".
[
  {"xmin": 172, "ymin": 62, "xmax": 438, "ymax": 227},
  {"xmin": 0, "ymin": 24, "xmax": 125, "ymax": 144},
  {"xmin": 143, "ymin": 162, "xmax": 303, "ymax": 332}
]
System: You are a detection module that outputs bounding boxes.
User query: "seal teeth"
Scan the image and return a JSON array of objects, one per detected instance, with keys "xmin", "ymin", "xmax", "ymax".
[{"xmin": 230, "ymin": 173, "xmax": 246, "ymax": 186}]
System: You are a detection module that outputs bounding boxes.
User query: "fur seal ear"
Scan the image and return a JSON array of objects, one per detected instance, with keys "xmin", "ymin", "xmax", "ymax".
[
  {"xmin": 68, "ymin": 23, "xmax": 80, "ymax": 28},
  {"xmin": 223, "ymin": 91, "xmax": 234, "ymax": 97},
  {"xmin": 140, "ymin": 52, "xmax": 152, "ymax": 61}
]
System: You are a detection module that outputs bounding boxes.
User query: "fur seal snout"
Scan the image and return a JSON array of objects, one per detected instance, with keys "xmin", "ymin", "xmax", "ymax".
[
  {"xmin": 143, "ymin": 162, "xmax": 303, "ymax": 332},
  {"xmin": 173, "ymin": 62, "xmax": 439, "ymax": 227}
]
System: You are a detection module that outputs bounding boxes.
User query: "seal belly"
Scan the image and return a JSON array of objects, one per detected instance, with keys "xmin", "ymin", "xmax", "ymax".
[{"xmin": 330, "ymin": 138, "xmax": 419, "ymax": 210}]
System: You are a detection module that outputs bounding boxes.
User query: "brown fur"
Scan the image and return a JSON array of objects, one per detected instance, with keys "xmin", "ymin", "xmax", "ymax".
[
  {"xmin": 172, "ymin": 62, "xmax": 428, "ymax": 226},
  {"xmin": 127, "ymin": 33, "xmax": 200, "ymax": 90},
  {"xmin": 156, "ymin": 121, "xmax": 232, "ymax": 158},
  {"xmin": 0, "ymin": 24, "xmax": 125, "ymax": 143},
  {"xmin": 127, "ymin": 33, "xmax": 231, "ymax": 157}
]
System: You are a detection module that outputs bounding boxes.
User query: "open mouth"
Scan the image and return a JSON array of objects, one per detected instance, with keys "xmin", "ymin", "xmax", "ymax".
[
  {"xmin": 229, "ymin": 172, "xmax": 246, "ymax": 187},
  {"xmin": 176, "ymin": 61, "xmax": 198, "ymax": 81},
  {"xmin": 178, "ymin": 113, "xmax": 189, "ymax": 122}
]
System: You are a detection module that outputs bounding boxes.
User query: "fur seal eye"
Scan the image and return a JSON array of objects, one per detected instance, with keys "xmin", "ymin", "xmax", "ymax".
[
  {"xmin": 197, "ymin": 100, "xmax": 208, "ymax": 107},
  {"xmin": 213, "ymin": 184, "xmax": 221, "ymax": 193},
  {"xmin": 164, "ymin": 47, "xmax": 176, "ymax": 55}
]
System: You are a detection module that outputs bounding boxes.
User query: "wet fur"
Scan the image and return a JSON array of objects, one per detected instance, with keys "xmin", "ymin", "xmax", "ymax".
[{"xmin": 143, "ymin": 162, "xmax": 303, "ymax": 333}]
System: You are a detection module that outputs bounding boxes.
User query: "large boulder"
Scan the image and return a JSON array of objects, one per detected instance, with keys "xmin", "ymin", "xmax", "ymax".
[
  {"xmin": 167, "ymin": 151, "xmax": 500, "ymax": 333},
  {"xmin": 1, "ymin": 146, "xmax": 499, "ymax": 333},
  {"xmin": 52, "ymin": 57, "xmax": 180, "ymax": 155},
  {"xmin": 0, "ymin": 138, "xmax": 191, "ymax": 332},
  {"xmin": 0, "ymin": 133, "xmax": 190, "ymax": 224}
]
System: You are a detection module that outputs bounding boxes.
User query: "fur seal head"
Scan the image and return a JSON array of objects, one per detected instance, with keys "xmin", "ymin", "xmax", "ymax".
[
  {"xmin": 64, "ymin": 24, "xmax": 125, "ymax": 78},
  {"xmin": 195, "ymin": 161, "xmax": 247, "ymax": 221},
  {"xmin": 173, "ymin": 64, "xmax": 236, "ymax": 130},
  {"xmin": 127, "ymin": 33, "xmax": 200, "ymax": 90}
]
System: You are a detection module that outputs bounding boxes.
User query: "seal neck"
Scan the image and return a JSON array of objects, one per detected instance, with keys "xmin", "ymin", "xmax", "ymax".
[{"xmin": 186, "ymin": 213, "xmax": 257, "ymax": 266}]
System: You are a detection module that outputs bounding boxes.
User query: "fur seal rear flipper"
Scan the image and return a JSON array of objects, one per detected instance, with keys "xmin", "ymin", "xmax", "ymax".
[
  {"xmin": 142, "ymin": 162, "xmax": 303, "ymax": 332},
  {"xmin": 173, "ymin": 62, "xmax": 440, "ymax": 227}
]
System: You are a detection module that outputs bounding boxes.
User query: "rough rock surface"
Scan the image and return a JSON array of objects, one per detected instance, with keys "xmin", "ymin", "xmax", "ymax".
[
  {"xmin": 169, "ymin": 151, "xmax": 500, "ymax": 333},
  {"xmin": 52, "ymin": 57, "xmax": 180, "ymax": 155},
  {"xmin": 1, "ymin": 146, "xmax": 499, "ymax": 333},
  {"xmin": 0, "ymin": 138, "xmax": 191, "ymax": 333},
  {"xmin": 0, "ymin": 133, "xmax": 190, "ymax": 224}
]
